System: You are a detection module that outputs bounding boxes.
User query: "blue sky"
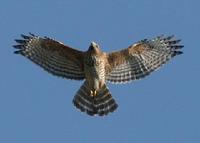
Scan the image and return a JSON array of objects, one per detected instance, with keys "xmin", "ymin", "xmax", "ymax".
[{"xmin": 0, "ymin": 0, "xmax": 199, "ymax": 143}]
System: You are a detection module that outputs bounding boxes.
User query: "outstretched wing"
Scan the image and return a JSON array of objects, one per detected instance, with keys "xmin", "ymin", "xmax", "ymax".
[
  {"xmin": 106, "ymin": 35, "xmax": 183, "ymax": 84},
  {"xmin": 14, "ymin": 33, "xmax": 85, "ymax": 80}
]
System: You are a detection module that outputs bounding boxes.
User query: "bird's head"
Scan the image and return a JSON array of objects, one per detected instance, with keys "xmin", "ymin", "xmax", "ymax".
[{"xmin": 88, "ymin": 41, "xmax": 101, "ymax": 53}]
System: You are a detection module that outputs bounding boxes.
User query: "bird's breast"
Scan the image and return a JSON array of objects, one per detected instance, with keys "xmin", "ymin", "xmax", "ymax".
[{"xmin": 84, "ymin": 55, "xmax": 105, "ymax": 89}]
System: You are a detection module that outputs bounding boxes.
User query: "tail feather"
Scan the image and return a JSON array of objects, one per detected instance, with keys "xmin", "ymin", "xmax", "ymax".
[{"xmin": 73, "ymin": 81, "xmax": 118, "ymax": 116}]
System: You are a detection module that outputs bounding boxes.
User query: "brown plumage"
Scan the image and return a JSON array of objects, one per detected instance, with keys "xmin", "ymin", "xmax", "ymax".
[{"xmin": 13, "ymin": 34, "xmax": 183, "ymax": 116}]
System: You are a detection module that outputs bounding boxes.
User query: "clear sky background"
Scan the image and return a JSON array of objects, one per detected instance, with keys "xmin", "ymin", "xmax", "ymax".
[{"xmin": 0, "ymin": 0, "xmax": 199, "ymax": 143}]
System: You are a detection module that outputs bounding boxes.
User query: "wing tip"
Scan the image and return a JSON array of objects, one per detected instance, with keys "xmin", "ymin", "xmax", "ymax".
[
  {"xmin": 13, "ymin": 44, "xmax": 23, "ymax": 49},
  {"xmin": 14, "ymin": 39, "xmax": 26, "ymax": 44},
  {"xmin": 14, "ymin": 50, "xmax": 22, "ymax": 54},
  {"xmin": 13, "ymin": 33, "xmax": 36, "ymax": 52},
  {"xmin": 172, "ymin": 50, "xmax": 183, "ymax": 57}
]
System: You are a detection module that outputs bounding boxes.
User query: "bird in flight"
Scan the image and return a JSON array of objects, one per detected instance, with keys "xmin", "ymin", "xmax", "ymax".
[{"xmin": 13, "ymin": 33, "xmax": 183, "ymax": 116}]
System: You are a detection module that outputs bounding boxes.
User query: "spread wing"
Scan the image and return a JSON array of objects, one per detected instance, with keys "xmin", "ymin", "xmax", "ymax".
[
  {"xmin": 14, "ymin": 33, "xmax": 85, "ymax": 80},
  {"xmin": 106, "ymin": 35, "xmax": 183, "ymax": 84}
]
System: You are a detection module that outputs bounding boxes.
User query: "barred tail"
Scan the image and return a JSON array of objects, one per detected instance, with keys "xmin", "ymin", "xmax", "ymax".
[{"xmin": 73, "ymin": 81, "xmax": 118, "ymax": 116}]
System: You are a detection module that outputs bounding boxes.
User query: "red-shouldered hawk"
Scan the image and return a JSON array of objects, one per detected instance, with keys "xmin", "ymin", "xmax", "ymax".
[{"xmin": 13, "ymin": 33, "xmax": 183, "ymax": 116}]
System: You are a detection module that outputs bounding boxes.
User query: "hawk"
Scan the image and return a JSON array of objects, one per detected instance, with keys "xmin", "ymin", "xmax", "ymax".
[{"xmin": 13, "ymin": 33, "xmax": 183, "ymax": 116}]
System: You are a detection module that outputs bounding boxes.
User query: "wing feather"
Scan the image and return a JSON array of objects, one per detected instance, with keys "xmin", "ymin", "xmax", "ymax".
[
  {"xmin": 14, "ymin": 33, "xmax": 85, "ymax": 80},
  {"xmin": 106, "ymin": 35, "xmax": 183, "ymax": 84}
]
